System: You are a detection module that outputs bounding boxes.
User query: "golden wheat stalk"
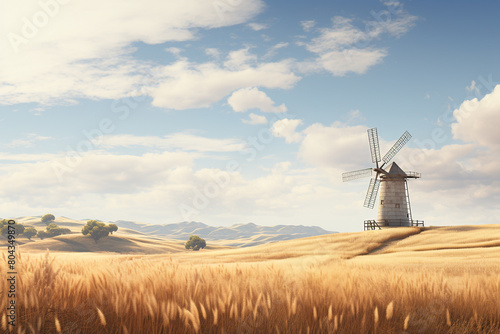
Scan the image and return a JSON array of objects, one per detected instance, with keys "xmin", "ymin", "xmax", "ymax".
[
  {"xmin": 97, "ymin": 307, "xmax": 107, "ymax": 326},
  {"xmin": 55, "ymin": 315, "xmax": 61, "ymax": 333},
  {"xmin": 386, "ymin": 301, "xmax": 394, "ymax": 320},
  {"xmin": 404, "ymin": 313, "xmax": 410, "ymax": 331}
]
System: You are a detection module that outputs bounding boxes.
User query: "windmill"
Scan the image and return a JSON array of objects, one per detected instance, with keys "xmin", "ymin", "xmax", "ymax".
[{"xmin": 342, "ymin": 128, "xmax": 423, "ymax": 230}]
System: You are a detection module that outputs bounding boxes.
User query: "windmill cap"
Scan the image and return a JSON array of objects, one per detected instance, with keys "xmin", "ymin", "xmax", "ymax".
[{"xmin": 384, "ymin": 162, "xmax": 407, "ymax": 176}]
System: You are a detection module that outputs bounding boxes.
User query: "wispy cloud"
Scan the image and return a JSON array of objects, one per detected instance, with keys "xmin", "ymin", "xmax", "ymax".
[
  {"xmin": 248, "ymin": 22, "xmax": 268, "ymax": 31},
  {"xmin": 242, "ymin": 113, "xmax": 268, "ymax": 125},
  {"xmin": 297, "ymin": 4, "xmax": 417, "ymax": 76},
  {"xmin": 100, "ymin": 133, "xmax": 247, "ymax": 152},
  {"xmin": 4, "ymin": 133, "xmax": 53, "ymax": 148}
]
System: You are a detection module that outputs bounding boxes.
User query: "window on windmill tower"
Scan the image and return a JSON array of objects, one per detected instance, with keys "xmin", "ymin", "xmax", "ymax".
[
  {"xmin": 381, "ymin": 200, "xmax": 384, "ymax": 205},
  {"xmin": 395, "ymin": 203, "xmax": 400, "ymax": 208}
]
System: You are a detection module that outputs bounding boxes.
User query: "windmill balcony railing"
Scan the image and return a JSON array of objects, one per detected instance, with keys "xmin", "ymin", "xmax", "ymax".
[
  {"xmin": 405, "ymin": 171, "xmax": 421, "ymax": 178},
  {"xmin": 364, "ymin": 219, "xmax": 424, "ymax": 230}
]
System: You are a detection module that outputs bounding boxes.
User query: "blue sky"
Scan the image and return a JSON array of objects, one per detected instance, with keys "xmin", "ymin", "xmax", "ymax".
[{"xmin": 1, "ymin": 0, "xmax": 499, "ymax": 232}]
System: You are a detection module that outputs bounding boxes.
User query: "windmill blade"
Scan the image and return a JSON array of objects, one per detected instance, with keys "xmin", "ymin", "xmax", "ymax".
[
  {"xmin": 367, "ymin": 128, "xmax": 381, "ymax": 166},
  {"xmin": 363, "ymin": 177, "xmax": 381, "ymax": 209},
  {"xmin": 342, "ymin": 168, "xmax": 373, "ymax": 182},
  {"xmin": 381, "ymin": 131, "xmax": 412, "ymax": 165}
]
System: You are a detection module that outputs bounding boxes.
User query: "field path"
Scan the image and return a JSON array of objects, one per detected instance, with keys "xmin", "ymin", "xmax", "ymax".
[{"xmin": 354, "ymin": 227, "xmax": 423, "ymax": 258}]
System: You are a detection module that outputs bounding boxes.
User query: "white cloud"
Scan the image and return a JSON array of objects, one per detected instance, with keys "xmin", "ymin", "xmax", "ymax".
[
  {"xmin": 263, "ymin": 42, "xmax": 289, "ymax": 59},
  {"xmin": 299, "ymin": 48, "xmax": 387, "ymax": 76},
  {"xmin": 100, "ymin": 133, "xmax": 246, "ymax": 152},
  {"xmin": 299, "ymin": 122, "xmax": 370, "ymax": 170},
  {"xmin": 3, "ymin": 133, "xmax": 52, "ymax": 148},
  {"xmin": 451, "ymin": 84, "xmax": 500, "ymax": 149},
  {"xmin": 223, "ymin": 48, "xmax": 258, "ymax": 70},
  {"xmin": 299, "ymin": 9, "xmax": 416, "ymax": 76},
  {"xmin": 150, "ymin": 54, "xmax": 299, "ymax": 110},
  {"xmin": 0, "ymin": 151, "xmax": 194, "ymax": 203},
  {"xmin": 228, "ymin": 87, "xmax": 287, "ymax": 113},
  {"xmin": 242, "ymin": 113, "xmax": 268, "ymax": 125},
  {"xmin": 205, "ymin": 48, "xmax": 221, "ymax": 59},
  {"xmin": 165, "ymin": 47, "xmax": 183, "ymax": 58},
  {"xmin": 344, "ymin": 109, "xmax": 366, "ymax": 123},
  {"xmin": 248, "ymin": 22, "xmax": 268, "ymax": 31},
  {"xmin": 301, "ymin": 20, "xmax": 316, "ymax": 32},
  {"xmin": 272, "ymin": 119, "xmax": 303, "ymax": 143},
  {"xmin": 0, "ymin": 0, "xmax": 264, "ymax": 105}
]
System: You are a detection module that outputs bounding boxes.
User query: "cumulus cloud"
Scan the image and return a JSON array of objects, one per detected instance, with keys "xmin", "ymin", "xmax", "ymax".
[
  {"xmin": 451, "ymin": 84, "xmax": 500, "ymax": 149},
  {"xmin": 150, "ymin": 53, "xmax": 299, "ymax": 110},
  {"xmin": 228, "ymin": 87, "xmax": 287, "ymax": 113},
  {"xmin": 242, "ymin": 113, "xmax": 268, "ymax": 125},
  {"xmin": 0, "ymin": 0, "xmax": 264, "ymax": 105},
  {"xmin": 0, "ymin": 151, "xmax": 194, "ymax": 203},
  {"xmin": 298, "ymin": 122, "xmax": 371, "ymax": 170},
  {"xmin": 272, "ymin": 119, "xmax": 304, "ymax": 143}
]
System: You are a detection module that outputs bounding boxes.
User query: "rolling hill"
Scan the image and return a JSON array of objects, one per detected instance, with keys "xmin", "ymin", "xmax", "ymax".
[
  {"xmin": 18, "ymin": 234, "xmax": 231, "ymax": 254},
  {"xmin": 8, "ymin": 216, "xmax": 335, "ymax": 248},
  {"xmin": 111, "ymin": 220, "xmax": 334, "ymax": 246},
  {"xmin": 9, "ymin": 216, "xmax": 500, "ymax": 266}
]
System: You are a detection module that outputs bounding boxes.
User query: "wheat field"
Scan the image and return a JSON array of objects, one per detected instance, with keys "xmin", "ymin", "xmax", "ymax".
[{"xmin": 2, "ymin": 226, "xmax": 500, "ymax": 333}]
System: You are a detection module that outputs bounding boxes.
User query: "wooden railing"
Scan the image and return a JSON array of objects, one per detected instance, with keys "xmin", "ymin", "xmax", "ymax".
[{"xmin": 364, "ymin": 219, "xmax": 424, "ymax": 230}]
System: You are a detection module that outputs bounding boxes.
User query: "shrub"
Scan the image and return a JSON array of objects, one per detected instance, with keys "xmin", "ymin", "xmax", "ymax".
[
  {"xmin": 108, "ymin": 223, "xmax": 118, "ymax": 235},
  {"xmin": 185, "ymin": 235, "xmax": 206, "ymax": 251}
]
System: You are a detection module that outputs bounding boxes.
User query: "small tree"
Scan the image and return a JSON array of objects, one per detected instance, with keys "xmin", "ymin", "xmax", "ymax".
[
  {"xmin": 108, "ymin": 223, "xmax": 118, "ymax": 235},
  {"xmin": 41, "ymin": 214, "xmax": 55, "ymax": 225},
  {"xmin": 185, "ymin": 235, "xmax": 206, "ymax": 251},
  {"xmin": 46, "ymin": 224, "xmax": 71, "ymax": 237},
  {"xmin": 82, "ymin": 220, "xmax": 111, "ymax": 243},
  {"xmin": 23, "ymin": 227, "xmax": 38, "ymax": 240},
  {"xmin": 0, "ymin": 219, "xmax": 24, "ymax": 236},
  {"xmin": 37, "ymin": 231, "xmax": 49, "ymax": 240}
]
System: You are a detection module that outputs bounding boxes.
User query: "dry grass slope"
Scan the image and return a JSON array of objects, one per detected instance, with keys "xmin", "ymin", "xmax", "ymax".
[{"xmin": 1, "ymin": 225, "xmax": 499, "ymax": 333}]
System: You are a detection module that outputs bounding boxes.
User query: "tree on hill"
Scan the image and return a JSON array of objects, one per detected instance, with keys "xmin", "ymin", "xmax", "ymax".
[
  {"xmin": 46, "ymin": 223, "xmax": 71, "ymax": 237},
  {"xmin": 82, "ymin": 220, "xmax": 112, "ymax": 243},
  {"xmin": 23, "ymin": 227, "xmax": 38, "ymax": 240},
  {"xmin": 33, "ymin": 223, "xmax": 70, "ymax": 240},
  {"xmin": 37, "ymin": 231, "xmax": 49, "ymax": 240},
  {"xmin": 185, "ymin": 235, "xmax": 206, "ymax": 251},
  {"xmin": 108, "ymin": 223, "xmax": 118, "ymax": 235},
  {"xmin": 41, "ymin": 214, "xmax": 55, "ymax": 225},
  {"xmin": 0, "ymin": 219, "xmax": 25, "ymax": 236}
]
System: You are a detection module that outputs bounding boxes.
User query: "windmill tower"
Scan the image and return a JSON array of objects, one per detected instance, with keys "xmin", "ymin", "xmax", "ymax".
[{"xmin": 342, "ymin": 128, "xmax": 424, "ymax": 230}]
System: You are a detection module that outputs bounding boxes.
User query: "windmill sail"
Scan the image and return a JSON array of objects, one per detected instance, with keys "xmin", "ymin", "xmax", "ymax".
[
  {"xmin": 342, "ymin": 168, "xmax": 372, "ymax": 182},
  {"xmin": 363, "ymin": 177, "xmax": 380, "ymax": 209},
  {"xmin": 382, "ymin": 131, "xmax": 411, "ymax": 165},
  {"xmin": 367, "ymin": 128, "xmax": 381, "ymax": 165}
]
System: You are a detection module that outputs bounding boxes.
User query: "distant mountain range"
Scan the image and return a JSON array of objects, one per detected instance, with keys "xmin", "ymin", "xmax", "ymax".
[
  {"xmin": 9, "ymin": 216, "xmax": 336, "ymax": 248},
  {"xmin": 111, "ymin": 220, "xmax": 336, "ymax": 247}
]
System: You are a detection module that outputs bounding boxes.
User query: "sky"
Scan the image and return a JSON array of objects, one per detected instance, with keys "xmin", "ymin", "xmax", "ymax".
[{"xmin": 0, "ymin": 0, "xmax": 499, "ymax": 232}]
